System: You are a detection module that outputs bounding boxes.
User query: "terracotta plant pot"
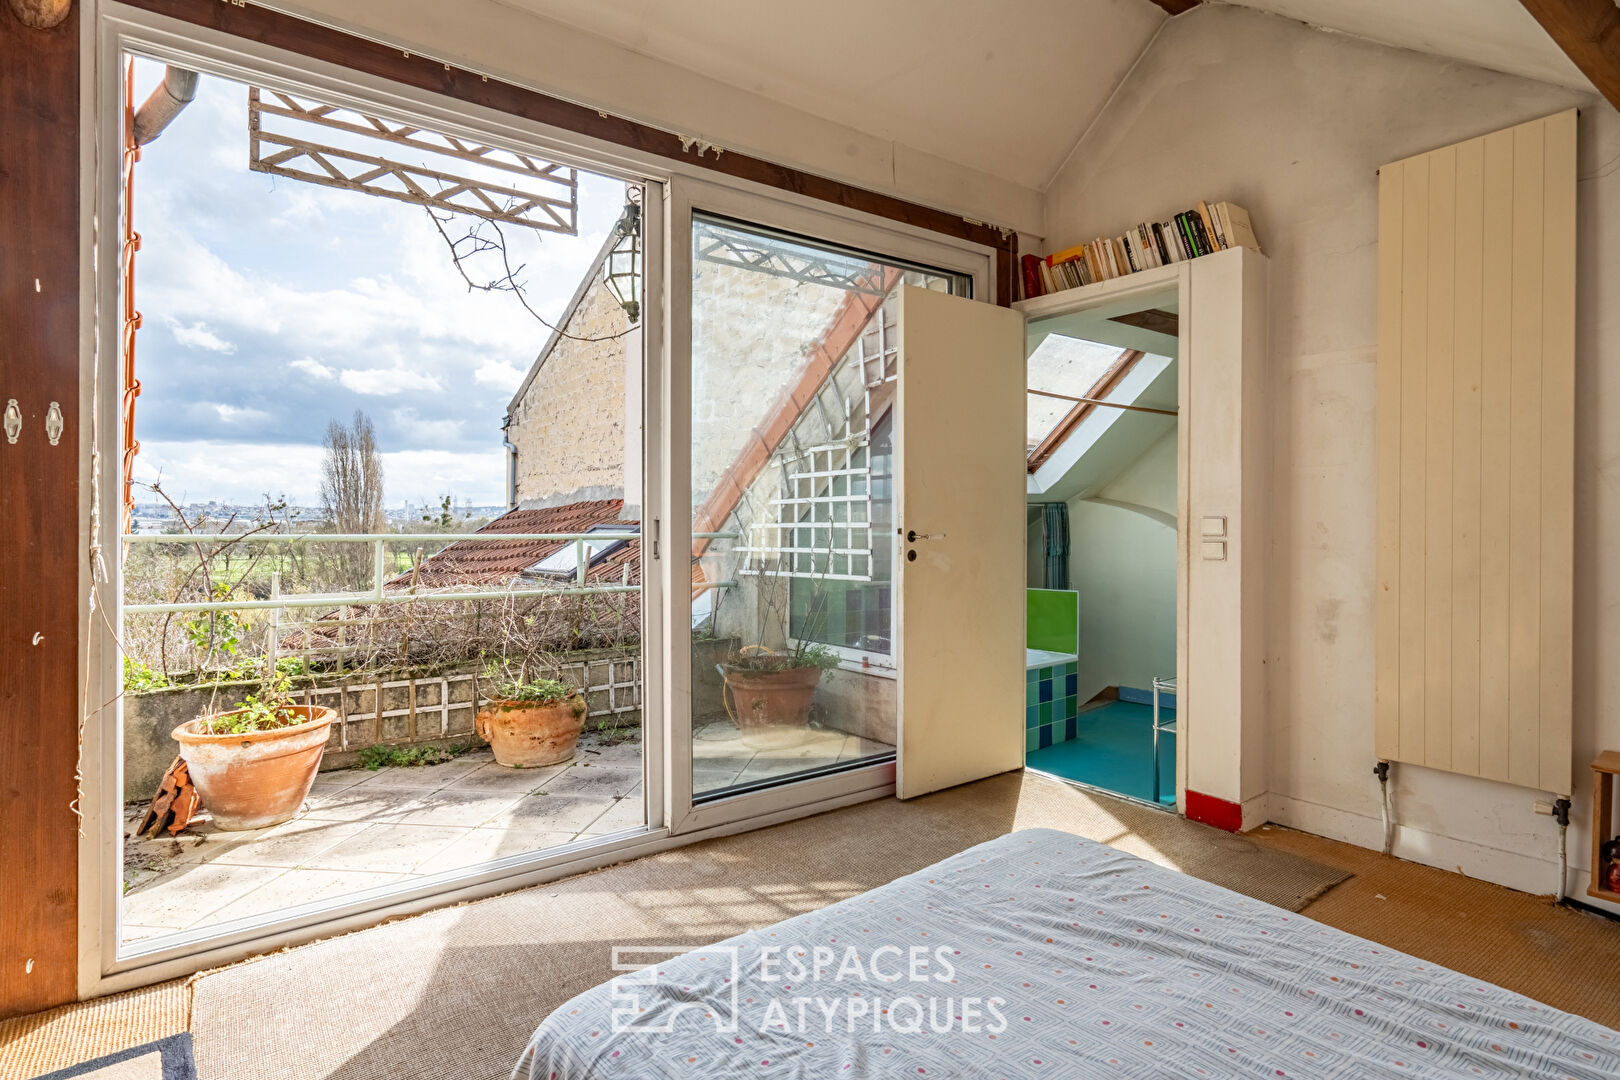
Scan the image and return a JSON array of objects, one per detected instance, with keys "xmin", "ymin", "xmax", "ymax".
[
  {"xmin": 475, "ymin": 694, "xmax": 587, "ymax": 768},
  {"xmin": 721, "ymin": 664, "xmax": 823, "ymax": 730},
  {"xmin": 172, "ymin": 705, "xmax": 334, "ymax": 831}
]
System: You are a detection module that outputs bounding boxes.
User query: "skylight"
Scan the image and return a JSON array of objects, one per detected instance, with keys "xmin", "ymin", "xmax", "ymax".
[
  {"xmin": 1026, "ymin": 335, "xmax": 1130, "ymax": 451},
  {"xmin": 528, "ymin": 523, "xmax": 638, "ymax": 578}
]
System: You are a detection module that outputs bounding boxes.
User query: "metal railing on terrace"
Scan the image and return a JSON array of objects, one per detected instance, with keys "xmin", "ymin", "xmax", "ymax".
[{"xmin": 120, "ymin": 530, "xmax": 740, "ymax": 616}]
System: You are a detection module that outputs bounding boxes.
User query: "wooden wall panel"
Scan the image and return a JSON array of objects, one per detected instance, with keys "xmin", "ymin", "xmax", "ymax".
[
  {"xmin": 0, "ymin": 3, "xmax": 83, "ymax": 1018},
  {"xmin": 1375, "ymin": 110, "xmax": 1577, "ymax": 794}
]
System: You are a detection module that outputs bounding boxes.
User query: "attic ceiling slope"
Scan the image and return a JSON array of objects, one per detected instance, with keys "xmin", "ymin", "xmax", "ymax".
[
  {"xmin": 1222, "ymin": 0, "xmax": 1591, "ymax": 90},
  {"xmin": 490, "ymin": 0, "xmax": 1165, "ymax": 190}
]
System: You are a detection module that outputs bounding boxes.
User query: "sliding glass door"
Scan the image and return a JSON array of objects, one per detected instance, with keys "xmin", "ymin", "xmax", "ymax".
[
  {"xmin": 683, "ymin": 214, "xmax": 961, "ymax": 801},
  {"xmin": 101, "ymin": 34, "xmax": 664, "ymax": 972}
]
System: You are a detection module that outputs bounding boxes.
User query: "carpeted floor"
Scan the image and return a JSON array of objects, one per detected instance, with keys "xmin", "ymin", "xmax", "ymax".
[
  {"xmin": 1249, "ymin": 821, "xmax": 1620, "ymax": 1029},
  {"xmin": 8, "ymin": 770, "xmax": 1619, "ymax": 1080},
  {"xmin": 0, "ymin": 981, "xmax": 191, "ymax": 1080},
  {"xmin": 183, "ymin": 771, "xmax": 1344, "ymax": 1080}
]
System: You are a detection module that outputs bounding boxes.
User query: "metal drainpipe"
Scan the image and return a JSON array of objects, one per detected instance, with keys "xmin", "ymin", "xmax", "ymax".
[
  {"xmin": 133, "ymin": 66, "xmax": 199, "ymax": 146},
  {"xmin": 501, "ymin": 414, "xmax": 518, "ymax": 510}
]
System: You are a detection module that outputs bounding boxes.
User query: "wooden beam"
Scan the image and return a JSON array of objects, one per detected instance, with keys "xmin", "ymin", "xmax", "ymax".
[
  {"xmin": 119, "ymin": 0, "xmax": 1019, "ymax": 304},
  {"xmin": 1148, "ymin": 0, "xmax": 1201, "ymax": 16},
  {"xmin": 1520, "ymin": 0, "xmax": 1620, "ymax": 113},
  {"xmin": 0, "ymin": 0, "xmax": 81, "ymax": 1019}
]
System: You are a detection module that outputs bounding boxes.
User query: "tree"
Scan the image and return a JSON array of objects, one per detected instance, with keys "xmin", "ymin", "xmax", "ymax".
[{"xmin": 320, "ymin": 410, "xmax": 385, "ymax": 588}]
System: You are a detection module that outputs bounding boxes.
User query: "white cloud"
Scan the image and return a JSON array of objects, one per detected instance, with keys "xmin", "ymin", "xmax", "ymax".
[
  {"xmin": 473, "ymin": 358, "xmax": 527, "ymax": 391},
  {"xmin": 133, "ymin": 439, "xmax": 505, "ymax": 505},
  {"xmin": 211, "ymin": 403, "xmax": 270, "ymax": 424},
  {"xmin": 182, "ymin": 401, "xmax": 271, "ymax": 427},
  {"xmin": 289, "ymin": 357, "xmax": 336, "ymax": 380},
  {"xmin": 165, "ymin": 317, "xmax": 236, "ymax": 354},
  {"xmin": 338, "ymin": 368, "xmax": 442, "ymax": 396},
  {"xmin": 390, "ymin": 406, "xmax": 465, "ymax": 446}
]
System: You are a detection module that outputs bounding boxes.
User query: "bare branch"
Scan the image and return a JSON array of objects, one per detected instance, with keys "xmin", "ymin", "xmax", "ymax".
[{"xmin": 427, "ymin": 207, "xmax": 634, "ymax": 344}]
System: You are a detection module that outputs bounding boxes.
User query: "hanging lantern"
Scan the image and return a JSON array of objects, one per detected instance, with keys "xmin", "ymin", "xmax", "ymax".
[{"xmin": 603, "ymin": 196, "xmax": 641, "ymax": 324}]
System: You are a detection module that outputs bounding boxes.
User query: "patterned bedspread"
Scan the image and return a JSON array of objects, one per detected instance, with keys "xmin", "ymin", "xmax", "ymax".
[{"xmin": 516, "ymin": 828, "xmax": 1618, "ymax": 1078}]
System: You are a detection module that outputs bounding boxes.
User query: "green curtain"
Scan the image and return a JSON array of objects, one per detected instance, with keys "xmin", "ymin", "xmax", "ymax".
[{"xmin": 1042, "ymin": 502, "xmax": 1069, "ymax": 590}]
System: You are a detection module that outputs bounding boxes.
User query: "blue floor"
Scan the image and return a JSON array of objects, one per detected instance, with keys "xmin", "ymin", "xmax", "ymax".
[{"xmin": 1024, "ymin": 700, "xmax": 1176, "ymax": 807}]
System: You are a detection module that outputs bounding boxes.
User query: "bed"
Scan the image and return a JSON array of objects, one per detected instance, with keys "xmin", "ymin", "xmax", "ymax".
[{"xmin": 516, "ymin": 829, "xmax": 1618, "ymax": 1078}]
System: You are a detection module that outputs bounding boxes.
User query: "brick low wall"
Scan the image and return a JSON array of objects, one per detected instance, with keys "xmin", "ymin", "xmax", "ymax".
[{"xmin": 122, "ymin": 648, "xmax": 641, "ymax": 804}]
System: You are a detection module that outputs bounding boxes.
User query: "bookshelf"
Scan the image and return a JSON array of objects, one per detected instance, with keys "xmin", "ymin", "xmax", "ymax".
[
  {"xmin": 1013, "ymin": 260, "xmax": 1178, "ymax": 320},
  {"xmin": 1591, "ymin": 751, "xmax": 1620, "ymax": 903}
]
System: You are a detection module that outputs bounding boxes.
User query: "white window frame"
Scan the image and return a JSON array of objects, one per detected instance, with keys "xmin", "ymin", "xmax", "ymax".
[
  {"xmin": 78, "ymin": 0, "xmax": 1000, "ymax": 998},
  {"xmin": 663, "ymin": 179, "xmax": 991, "ymax": 838}
]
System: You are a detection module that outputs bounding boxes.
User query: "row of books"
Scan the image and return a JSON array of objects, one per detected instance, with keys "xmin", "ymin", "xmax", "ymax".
[{"xmin": 1020, "ymin": 200, "xmax": 1261, "ymax": 299}]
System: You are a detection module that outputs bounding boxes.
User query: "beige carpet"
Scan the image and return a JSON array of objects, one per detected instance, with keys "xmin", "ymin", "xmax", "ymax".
[
  {"xmin": 1251, "ymin": 823, "xmax": 1620, "ymax": 1029},
  {"xmin": 0, "ymin": 980, "xmax": 190, "ymax": 1080},
  {"xmin": 187, "ymin": 772, "xmax": 1348, "ymax": 1080}
]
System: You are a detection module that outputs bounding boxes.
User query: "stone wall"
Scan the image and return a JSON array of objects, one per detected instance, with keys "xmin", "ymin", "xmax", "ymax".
[{"xmin": 509, "ymin": 278, "xmax": 633, "ymax": 505}]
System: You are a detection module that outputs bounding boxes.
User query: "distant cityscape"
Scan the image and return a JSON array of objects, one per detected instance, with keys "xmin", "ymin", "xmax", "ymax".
[{"xmin": 126, "ymin": 498, "xmax": 508, "ymax": 534}]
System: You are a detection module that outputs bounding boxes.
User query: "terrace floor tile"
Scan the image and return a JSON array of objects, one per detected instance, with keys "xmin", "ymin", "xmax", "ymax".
[
  {"xmin": 412, "ymin": 828, "xmax": 582, "ymax": 875},
  {"xmin": 303, "ymin": 823, "xmax": 470, "ymax": 874},
  {"xmin": 537, "ymin": 763, "xmax": 641, "ymax": 799},
  {"xmin": 388, "ymin": 787, "xmax": 528, "ymax": 828}
]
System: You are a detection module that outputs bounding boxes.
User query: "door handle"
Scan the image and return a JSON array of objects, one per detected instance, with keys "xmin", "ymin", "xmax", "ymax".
[{"xmin": 906, "ymin": 530, "xmax": 945, "ymax": 542}]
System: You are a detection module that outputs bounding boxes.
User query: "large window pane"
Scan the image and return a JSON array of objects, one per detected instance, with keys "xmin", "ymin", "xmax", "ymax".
[{"xmin": 689, "ymin": 216, "xmax": 954, "ymax": 798}]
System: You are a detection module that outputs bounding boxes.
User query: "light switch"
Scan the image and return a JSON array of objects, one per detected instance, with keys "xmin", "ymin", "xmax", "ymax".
[
  {"xmin": 1201, "ymin": 515, "xmax": 1227, "ymax": 538},
  {"xmin": 1200, "ymin": 539, "xmax": 1227, "ymax": 561}
]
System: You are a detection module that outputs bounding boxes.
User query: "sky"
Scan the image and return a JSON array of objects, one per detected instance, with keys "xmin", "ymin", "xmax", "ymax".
[{"xmin": 127, "ymin": 58, "xmax": 629, "ymax": 508}]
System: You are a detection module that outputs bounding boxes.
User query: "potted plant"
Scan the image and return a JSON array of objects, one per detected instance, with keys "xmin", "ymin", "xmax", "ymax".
[
  {"xmin": 721, "ymin": 641, "xmax": 841, "ymax": 732},
  {"xmin": 475, "ymin": 665, "xmax": 587, "ymax": 768},
  {"xmin": 171, "ymin": 663, "xmax": 334, "ymax": 831}
]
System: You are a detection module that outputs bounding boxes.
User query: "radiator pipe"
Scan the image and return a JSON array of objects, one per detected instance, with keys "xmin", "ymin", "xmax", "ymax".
[
  {"xmin": 1374, "ymin": 761, "xmax": 1394, "ymax": 855},
  {"xmin": 1552, "ymin": 797, "xmax": 1572, "ymax": 902},
  {"xmin": 133, "ymin": 66, "xmax": 199, "ymax": 146}
]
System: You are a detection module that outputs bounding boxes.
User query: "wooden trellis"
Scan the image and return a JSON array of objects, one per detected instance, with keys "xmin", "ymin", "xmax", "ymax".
[{"xmin": 248, "ymin": 88, "xmax": 579, "ymax": 234}]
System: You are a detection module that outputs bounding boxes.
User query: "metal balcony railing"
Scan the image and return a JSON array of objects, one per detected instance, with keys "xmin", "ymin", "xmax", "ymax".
[{"xmin": 119, "ymin": 530, "xmax": 738, "ymax": 616}]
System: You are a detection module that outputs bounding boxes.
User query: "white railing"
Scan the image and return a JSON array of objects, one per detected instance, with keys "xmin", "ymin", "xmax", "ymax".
[{"xmin": 120, "ymin": 530, "xmax": 738, "ymax": 616}]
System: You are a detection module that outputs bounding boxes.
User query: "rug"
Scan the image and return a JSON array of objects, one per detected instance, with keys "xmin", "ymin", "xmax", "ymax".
[
  {"xmin": 26, "ymin": 1034, "xmax": 194, "ymax": 1080},
  {"xmin": 188, "ymin": 771, "xmax": 1349, "ymax": 1080},
  {"xmin": 0, "ymin": 981, "xmax": 191, "ymax": 1080}
]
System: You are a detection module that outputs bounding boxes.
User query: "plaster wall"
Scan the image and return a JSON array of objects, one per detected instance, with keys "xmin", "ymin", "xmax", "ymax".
[
  {"xmin": 1067, "ymin": 429, "xmax": 1177, "ymax": 702},
  {"xmin": 1044, "ymin": 4, "xmax": 1620, "ymax": 907},
  {"xmin": 262, "ymin": 0, "xmax": 1044, "ymax": 236}
]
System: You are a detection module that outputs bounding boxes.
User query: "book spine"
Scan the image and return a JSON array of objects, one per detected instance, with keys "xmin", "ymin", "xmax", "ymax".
[
  {"xmin": 1196, "ymin": 200, "xmax": 1223, "ymax": 251},
  {"xmin": 1190, "ymin": 211, "xmax": 1213, "ymax": 256},
  {"xmin": 1020, "ymin": 254, "xmax": 1042, "ymax": 299},
  {"xmin": 1175, "ymin": 213, "xmax": 1196, "ymax": 259}
]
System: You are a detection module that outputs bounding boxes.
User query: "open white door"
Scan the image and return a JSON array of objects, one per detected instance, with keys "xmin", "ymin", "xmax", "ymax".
[{"xmin": 896, "ymin": 286, "xmax": 1026, "ymax": 798}]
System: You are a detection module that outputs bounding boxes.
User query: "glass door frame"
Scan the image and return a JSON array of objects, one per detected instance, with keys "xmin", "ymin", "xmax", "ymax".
[
  {"xmin": 80, "ymin": 0, "xmax": 1003, "ymax": 998},
  {"xmin": 82, "ymin": 6, "xmax": 680, "ymax": 994},
  {"xmin": 660, "ymin": 177, "xmax": 997, "ymax": 837}
]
